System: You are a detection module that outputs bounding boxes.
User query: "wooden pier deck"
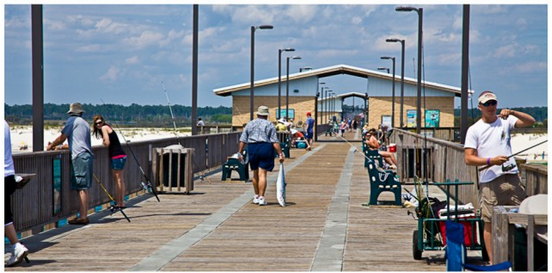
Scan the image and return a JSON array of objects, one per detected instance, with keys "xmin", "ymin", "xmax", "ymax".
[{"xmin": 5, "ymin": 137, "xmax": 485, "ymax": 271}]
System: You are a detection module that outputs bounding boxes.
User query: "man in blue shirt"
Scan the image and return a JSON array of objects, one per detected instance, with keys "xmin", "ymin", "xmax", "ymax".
[
  {"xmin": 47, "ymin": 102, "xmax": 94, "ymax": 225},
  {"xmin": 305, "ymin": 111, "xmax": 315, "ymax": 151}
]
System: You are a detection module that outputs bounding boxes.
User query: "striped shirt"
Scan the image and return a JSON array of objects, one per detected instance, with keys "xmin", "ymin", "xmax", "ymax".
[{"xmin": 239, "ymin": 118, "xmax": 279, "ymax": 144}]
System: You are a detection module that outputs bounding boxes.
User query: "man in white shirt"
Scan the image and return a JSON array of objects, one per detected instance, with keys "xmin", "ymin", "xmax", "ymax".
[{"xmin": 464, "ymin": 91, "xmax": 535, "ymax": 264}]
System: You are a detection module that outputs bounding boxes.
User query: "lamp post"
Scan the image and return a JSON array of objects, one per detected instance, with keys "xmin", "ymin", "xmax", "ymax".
[
  {"xmin": 286, "ymin": 56, "xmax": 301, "ymax": 119},
  {"xmin": 377, "ymin": 67, "xmax": 390, "ymax": 74},
  {"xmin": 278, "ymin": 48, "xmax": 295, "ymax": 119},
  {"xmin": 396, "ymin": 6, "xmax": 423, "ymax": 134},
  {"xmin": 386, "ymin": 38, "xmax": 405, "ymax": 128},
  {"xmin": 250, "ymin": 24, "xmax": 273, "ymax": 121},
  {"xmin": 325, "ymin": 88, "xmax": 332, "ymax": 125},
  {"xmin": 319, "ymin": 82, "xmax": 326, "ymax": 124},
  {"xmin": 381, "ymin": 56, "xmax": 396, "ymax": 128}
]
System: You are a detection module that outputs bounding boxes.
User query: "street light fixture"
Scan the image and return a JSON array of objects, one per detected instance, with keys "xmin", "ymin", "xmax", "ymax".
[
  {"xmin": 286, "ymin": 56, "xmax": 301, "ymax": 119},
  {"xmin": 381, "ymin": 56, "xmax": 396, "ymax": 128},
  {"xmin": 250, "ymin": 24, "xmax": 273, "ymax": 120},
  {"xmin": 377, "ymin": 67, "xmax": 390, "ymax": 74},
  {"xmin": 386, "ymin": 38, "xmax": 405, "ymax": 128},
  {"xmin": 396, "ymin": 6, "xmax": 423, "ymax": 134},
  {"xmin": 278, "ymin": 48, "xmax": 295, "ymax": 119}
]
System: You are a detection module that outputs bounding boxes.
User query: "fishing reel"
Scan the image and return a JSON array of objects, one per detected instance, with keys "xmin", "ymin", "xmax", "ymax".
[{"xmin": 501, "ymin": 163, "xmax": 516, "ymax": 172}]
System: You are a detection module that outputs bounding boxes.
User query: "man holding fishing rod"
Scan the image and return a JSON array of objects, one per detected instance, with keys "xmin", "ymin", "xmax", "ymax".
[{"xmin": 464, "ymin": 91, "xmax": 535, "ymax": 265}]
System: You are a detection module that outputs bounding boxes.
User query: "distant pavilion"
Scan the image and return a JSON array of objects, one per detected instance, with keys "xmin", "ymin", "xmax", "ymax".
[{"xmin": 213, "ymin": 64, "xmax": 464, "ymax": 130}]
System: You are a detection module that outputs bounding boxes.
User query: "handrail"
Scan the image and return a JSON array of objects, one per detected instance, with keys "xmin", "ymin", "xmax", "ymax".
[{"xmin": 10, "ymin": 132, "xmax": 241, "ymax": 234}]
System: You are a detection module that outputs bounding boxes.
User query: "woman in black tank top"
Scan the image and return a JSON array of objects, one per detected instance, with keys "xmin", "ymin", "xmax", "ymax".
[{"xmin": 93, "ymin": 115, "xmax": 128, "ymax": 208}]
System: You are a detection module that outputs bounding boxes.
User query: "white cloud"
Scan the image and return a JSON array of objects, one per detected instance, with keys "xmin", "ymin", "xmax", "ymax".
[
  {"xmin": 494, "ymin": 44, "xmax": 517, "ymax": 58},
  {"xmin": 286, "ymin": 5, "xmax": 317, "ymax": 23},
  {"xmin": 95, "ymin": 18, "xmax": 128, "ymax": 34},
  {"xmin": 76, "ymin": 44, "xmax": 101, "ymax": 53},
  {"xmin": 123, "ymin": 30, "xmax": 165, "ymax": 49},
  {"xmin": 514, "ymin": 61, "xmax": 546, "ymax": 73},
  {"xmin": 351, "ymin": 16, "xmax": 362, "ymax": 25},
  {"xmin": 100, "ymin": 66, "xmax": 121, "ymax": 82},
  {"xmin": 125, "ymin": 56, "xmax": 139, "ymax": 64}
]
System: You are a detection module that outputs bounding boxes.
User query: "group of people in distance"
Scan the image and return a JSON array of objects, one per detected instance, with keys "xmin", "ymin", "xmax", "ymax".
[{"xmin": 274, "ymin": 111, "xmax": 315, "ymax": 151}]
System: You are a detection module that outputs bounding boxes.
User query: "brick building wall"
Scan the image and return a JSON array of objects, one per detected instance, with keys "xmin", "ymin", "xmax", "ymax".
[
  {"xmin": 232, "ymin": 96, "xmax": 317, "ymax": 128},
  {"xmin": 367, "ymin": 96, "xmax": 455, "ymax": 129}
]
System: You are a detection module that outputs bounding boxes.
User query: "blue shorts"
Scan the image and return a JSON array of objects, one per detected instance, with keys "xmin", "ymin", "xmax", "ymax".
[
  {"xmin": 111, "ymin": 156, "xmax": 127, "ymax": 170},
  {"xmin": 305, "ymin": 131, "xmax": 313, "ymax": 140},
  {"xmin": 247, "ymin": 142, "xmax": 275, "ymax": 172},
  {"xmin": 70, "ymin": 152, "xmax": 93, "ymax": 190}
]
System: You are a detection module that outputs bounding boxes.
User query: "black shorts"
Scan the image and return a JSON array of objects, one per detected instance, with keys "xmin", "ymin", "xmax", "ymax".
[{"xmin": 5, "ymin": 175, "xmax": 17, "ymax": 224}]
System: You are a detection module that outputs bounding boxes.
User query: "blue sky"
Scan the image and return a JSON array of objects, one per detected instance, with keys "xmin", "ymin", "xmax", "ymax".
[{"xmin": 3, "ymin": 3, "xmax": 548, "ymax": 108}]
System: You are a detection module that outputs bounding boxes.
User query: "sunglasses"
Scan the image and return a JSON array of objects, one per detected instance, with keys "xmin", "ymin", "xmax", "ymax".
[
  {"xmin": 480, "ymin": 100, "xmax": 497, "ymax": 107},
  {"xmin": 95, "ymin": 120, "xmax": 103, "ymax": 125}
]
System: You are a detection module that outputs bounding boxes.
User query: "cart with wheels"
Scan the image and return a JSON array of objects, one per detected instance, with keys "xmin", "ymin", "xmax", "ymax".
[{"xmin": 411, "ymin": 180, "xmax": 488, "ymax": 261}]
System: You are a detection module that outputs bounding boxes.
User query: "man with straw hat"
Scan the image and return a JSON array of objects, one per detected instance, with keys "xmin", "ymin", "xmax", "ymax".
[
  {"xmin": 47, "ymin": 102, "xmax": 94, "ymax": 225},
  {"xmin": 238, "ymin": 106, "xmax": 284, "ymax": 206}
]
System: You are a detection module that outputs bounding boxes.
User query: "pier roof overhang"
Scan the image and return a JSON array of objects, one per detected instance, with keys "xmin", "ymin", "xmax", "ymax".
[{"xmin": 213, "ymin": 64, "xmax": 464, "ymax": 97}]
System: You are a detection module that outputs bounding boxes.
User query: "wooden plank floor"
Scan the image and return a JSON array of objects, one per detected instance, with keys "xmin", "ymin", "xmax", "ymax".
[{"xmin": 5, "ymin": 136, "xmax": 485, "ymax": 271}]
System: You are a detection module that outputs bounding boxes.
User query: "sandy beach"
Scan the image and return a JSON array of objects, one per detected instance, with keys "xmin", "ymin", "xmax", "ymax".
[
  {"xmin": 8, "ymin": 125, "xmax": 547, "ymax": 162},
  {"xmin": 9, "ymin": 125, "xmax": 191, "ymax": 154}
]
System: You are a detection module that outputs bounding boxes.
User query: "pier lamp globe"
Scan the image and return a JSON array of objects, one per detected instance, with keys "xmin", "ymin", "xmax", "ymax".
[
  {"xmin": 278, "ymin": 48, "xmax": 295, "ymax": 119},
  {"xmin": 250, "ymin": 24, "xmax": 274, "ymax": 120}
]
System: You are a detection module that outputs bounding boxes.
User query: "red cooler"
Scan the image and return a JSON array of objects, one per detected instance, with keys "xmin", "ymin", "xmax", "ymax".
[{"xmin": 389, "ymin": 144, "xmax": 396, "ymax": 153}]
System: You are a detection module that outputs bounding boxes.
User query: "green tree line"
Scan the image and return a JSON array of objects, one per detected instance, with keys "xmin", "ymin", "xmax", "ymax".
[
  {"xmin": 5, "ymin": 103, "xmax": 232, "ymax": 127},
  {"xmin": 454, "ymin": 106, "xmax": 547, "ymax": 128}
]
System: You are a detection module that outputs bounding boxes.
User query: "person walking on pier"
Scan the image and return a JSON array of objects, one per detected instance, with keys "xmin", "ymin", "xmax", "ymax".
[
  {"xmin": 464, "ymin": 91, "xmax": 535, "ymax": 264},
  {"xmin": 238, "ymin": 106, "xmax": 285, "ymax": 206},
  {"xmin": 4, "ymin": 120, "xmax": 30, "ymax": 267},
  {"xmin": 305, "ymin": 111, "xmax": 315, "ymax": 150},
  {"xmin": 92, "ymin": 115, "xmax": 127, "ymax": 208},
  {"xmin": 47, "ymin": 103, "xmax": 94, "ymax": 225}
]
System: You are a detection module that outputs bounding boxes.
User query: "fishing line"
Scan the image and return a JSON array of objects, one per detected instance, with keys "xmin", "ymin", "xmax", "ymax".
[
  {"xmin": 93, "ymin": 174, "xmax": 131, "ymax": 222},
  {"xmin": 99, "ymin": 99, "xmax": 160, "ymax": 202},
  {"xmin": 478, "ymin": 140, "xmax": 547, "ymax": 171}
]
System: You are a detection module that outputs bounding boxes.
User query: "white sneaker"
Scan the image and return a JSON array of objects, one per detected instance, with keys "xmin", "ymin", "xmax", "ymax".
[
  {"xmin": 258, "ymin": 196, "xmax": 267, "ymax": 206},
  {"xmin": 6, "ymin": 243, "xmax": 28, "ymax": 267},
  {"xmin": 252, "ymin": 195, "xmax": 260, "ymax": 204}
]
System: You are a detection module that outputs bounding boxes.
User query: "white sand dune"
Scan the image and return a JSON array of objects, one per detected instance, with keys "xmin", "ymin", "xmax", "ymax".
[{"xmin": 10, "ymin": 126, "xmax": 190, "ymax": 154}]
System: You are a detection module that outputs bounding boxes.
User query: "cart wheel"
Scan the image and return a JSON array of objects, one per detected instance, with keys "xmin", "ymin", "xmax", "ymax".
[{"xmin": 413, "ymin": 230, "xmax": 423, "ymax": 260}]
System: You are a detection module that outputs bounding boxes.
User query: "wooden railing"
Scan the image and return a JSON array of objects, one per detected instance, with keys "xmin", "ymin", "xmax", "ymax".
[
  {"xmin": 389, "ymin": 129, "xmax": 547, "ymax": 207},
  {"xmin": 11, "ymin": 132, "xmax": 241, "ymax": 233}
]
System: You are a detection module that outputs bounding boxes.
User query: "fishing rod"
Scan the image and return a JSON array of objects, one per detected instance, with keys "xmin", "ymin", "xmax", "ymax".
[
  {"xmin": 161, "ymin": 81, "xmax": 181, "ymax": 144},
  {"xmin": 100, "ymin": 99, "xmax": 160, "ymax": 202},
  {"xmin": 478, "ymin": 139, "xmax": 547, "ymax": 171},
  {"xmin": 160, "ymin": 82, "xmax": 212, "ymax": 184},
  {"xmin": 93, "ymin": 174, "xmax": 131, "ymax": 222}
]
